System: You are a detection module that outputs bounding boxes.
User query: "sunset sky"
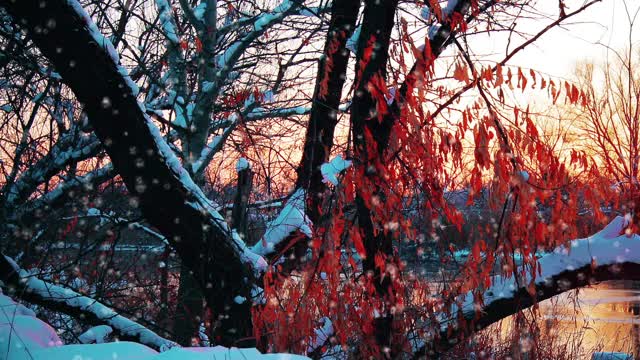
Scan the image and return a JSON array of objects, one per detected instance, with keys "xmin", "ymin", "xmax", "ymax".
[{"xmin": 508, "ymin": 0, "xmax": 639, "ymax": 78}]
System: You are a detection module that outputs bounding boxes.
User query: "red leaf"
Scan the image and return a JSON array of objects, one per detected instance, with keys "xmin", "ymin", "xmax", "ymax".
[
  {"xmin": 351, "ymin": 228, "xmax": 367, "ymax": 258},
  {"xmin": 453, "ymin": 62, "xmax": 470, "ymax": 84}
]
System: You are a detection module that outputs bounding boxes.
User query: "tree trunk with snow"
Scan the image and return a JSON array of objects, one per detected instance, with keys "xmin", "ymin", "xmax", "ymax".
[
  {"xmin": 0, "ymin": 0, "xmax": 258, "ymax": 346},
  {"xmin": 294, "ymin": 0, "xmax": 360, "ymax": 224}
]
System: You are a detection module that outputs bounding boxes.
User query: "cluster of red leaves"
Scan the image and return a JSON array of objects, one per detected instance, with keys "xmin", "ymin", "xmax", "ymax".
[
  {"xmin": 253, "ymin": 8, "xmax": 619, "ymax": 357},
  {"xmin": 318, "ymin": 30, "xmax": 346, "ymax": 100},
  {"xmin": 255, "ymin": 193, "xmax": 396, "ymax": 355},
  {"xmin": 220, "ymin": 88, "xmax": 265, "ymax": 108}
]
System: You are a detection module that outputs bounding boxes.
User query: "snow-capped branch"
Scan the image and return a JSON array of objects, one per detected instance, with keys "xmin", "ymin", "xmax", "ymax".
[
  {"xmin": 217, "ymin": 197, "xmax": 286, "ymax": 212},
  {"xmin": 251, "ymin": 189, "xmax": 313, "ymax": 257},
  {"xmin": 247, "ymin": 105, "xmax": 313, "ymax": 119},
  {"xmin": 0, "ymin": 254, "xmax": 177, "ymax": 351},
  {"xmin": 178, "ymin": 0, "xmax": 204, "ymax": 30},
  {"xmin": 78, "ymin": 325, "xmax": 113, "ymax": 344},
  {"xmin": 307, "ymin": 317, "xmax": 333, "ymax": 354},
  {"xmin": 155, "ymin": 0, "xmax": 180, "ymax": 44},
  {"xmin": 3, "ymin": 133, "xmax": 101, "ymax": 208},
  {"xmin": 413, "ymin": 216, "xmax": 640, "ymax": 357},
  {"xmin": 74, "ymin": 207, "xmax": 169, "ymax": 246},
  {"xmin": 216, "ymin": 2, "xmax": 329, "ymax": 40},
  {"xmin": 191, "ymin": 124, "xmax": 233, "ymax": 175},
  {"xmin": 12, "ymin": 164, "xmax": 115, "ymax": 222},
  {"xmin": 209, "ymin": 105, "xmax": 317, "ymax": 131},
  {"xmin": 205, "ymin": 0, "xmax": 300, "ymax": 97}
]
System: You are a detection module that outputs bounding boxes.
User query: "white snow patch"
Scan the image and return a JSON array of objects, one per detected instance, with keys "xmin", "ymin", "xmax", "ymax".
[
  {"xmin": 420, "ymin": 6, "xmax": 431, "ymax": 21},
  {"xmin": 299, "ymin": 7, "xmax": 320, "ymax": 17},
  {"xmin": 156, "ymin": 0, "xmax": 180, "ymax": 43},
  {"xmin": 263, "ymin": 90, "xmax": 276, "ymax": 103},
  {"xmin": 386, "ymin": 87, "xmax": 396, "ymax": 105},
  {"xmin": 346, "ymin": 25, "xmax": 361, "ymax": 54},
  {"xmin": 443, "ymin": 0, "xmax": 461, "ymax": 16},
  {"xmin": 428, "ymin": 24, "xmax": 442, "ymax": 40},
  {"xmin": 31, "ymin": 342, "xmax": 158, "ymax": 360},
  {"xmin": 33, "ymin": 343, "xmax": 309, "ymax": 360},
  {"xmin": 155, "ymin": 346, "xmax": 310, "ymax": 359},
  {"xmin": 78, "ymin": 325, "xmax": 113, "ymax": 344},
  {"xmin": 236, "ymin": 157, "xmax": 250, "ymax": 172},
  {"xmin": 216, "ymin": 41, "xmax": 242, "ymax": 69},
  {"xmin": 320, "ymin": 155, "xmax": 352, "ymax": 186},
  {"xmin": 0, "ymin": 290, "xmax": 62, "ymax": 360},
  {"xmin": 33, "ymin": 92, "xmax": 45, "ymax": 103},
  {"xmin": 201, "ymin": 81, "xmax": 214, "ymax": 93},
  {"xmin": 193, "ymin": 2, "xmax": 207, "ymax": 20},
  {"xmin": 251, "ymin": 189, "xmax": 313, "ymax": 256},
  {"xmin": 198, "ymin": 323, "xmax": 210, "ymax": 347},
  {"xmin": 254, "ymin": 0, "xmax": 294, "ymax": 31},
  {"xmin": 307, "ymin": 317, "xmax": 333, "ymax": 353}
]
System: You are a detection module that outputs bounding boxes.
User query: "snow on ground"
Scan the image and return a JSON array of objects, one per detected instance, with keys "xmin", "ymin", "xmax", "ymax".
[
  {"xmin": 1, "ymin": 286, "xmax": 309, "ymax": 359},
  {"xmin": 31, "ymin": 342, "xmax": 158, "ymax": 360},
  {"xmin": 79, "ymin": 325, "xmax": 113, "ymax": 344},
  {"xmin": 21, "ymin": 340, "xmax": 313, "ymax": 360},
  {"xmin": 0, "ymin": 290, "xmax": 63, "ymax": 359},
  {"xmin": 4, "ymin": 255, "xmax": 177, "ymax": 351},
  {"xmin": 155, "ymin": 346, "xmax": 309, "ymax": 360},
  {"xmin": 30, "ymin": 344, "xmax": 310, "ymax": 360}
]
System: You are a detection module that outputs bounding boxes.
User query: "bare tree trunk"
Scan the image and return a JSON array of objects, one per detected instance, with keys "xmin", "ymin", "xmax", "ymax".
[
  {"xmin": 174, "ymin": 265, "xmax": 204, "ymax": 346},
  {"xmin": 347, "ymin": 0, "xmax": 399, "ymax": 355},
  {"xmin": 158, "ymin": 245, "xmax": 170, "ymax": 332},
  {"xmin": 233, "ymin": 164, "xmax": 253, "ymax": 239},
  {"xmin": 259, "ymin": 0, "xmax": 360, "ymax": 272},
  {"xmin": 294, "ymin": 0, "xmax": 360, "ymax": 224}
]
